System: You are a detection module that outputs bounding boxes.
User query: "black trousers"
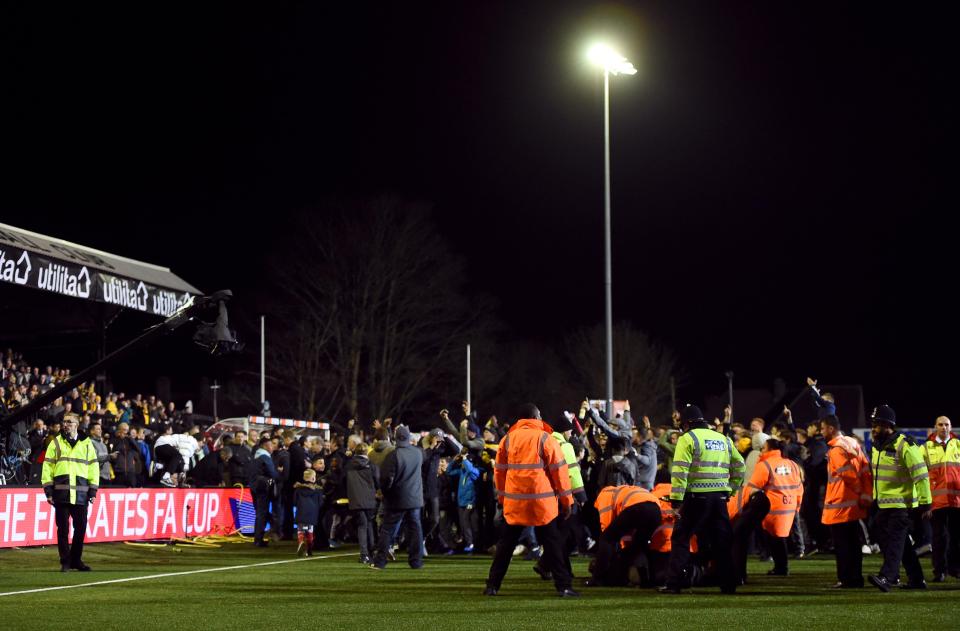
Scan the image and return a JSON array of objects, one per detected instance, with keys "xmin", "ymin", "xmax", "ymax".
[
  {"xmin": 875, "ymin": 507, "xmax": 924, "ymax": 584},
  {"xmin": 830, "ymin": 520, "xmax": 864, "ymax": 586},
  {"xmin": 593, "ymin": 502, "xmax": 661, "ymax": 585},
  {"xmin": 351, "ymin": 509, "xmax": 375, "ymax": 557},
  {"xmin": 764, "ymin": 531, "xmax": 788, "ymax": 573},
  {"xmin": 55, "ymin": 503, "xmax": 88, "ymax": 567},
  {"xmin": 731, "ymin": 492, "xmax": 770, "ymax": 583},
  {"xmin": 666, "ymin": 493, "xmax": 736, "ymax": 592},
  {"xmin": 252, "ymin": 490, "xmax": 271, "ymax": 544},
  {"xmin": 487, "ymin": 517, "xmax": 572, "ymax": 592},
  {"xmin": 931, "ymin": 507, "xmax": 960, "ymax": 576}
]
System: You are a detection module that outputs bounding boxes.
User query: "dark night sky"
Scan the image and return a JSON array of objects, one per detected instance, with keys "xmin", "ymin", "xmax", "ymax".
[{"xmin": 3, "ymin": 3, "xmax": 958, "ymax": 420}]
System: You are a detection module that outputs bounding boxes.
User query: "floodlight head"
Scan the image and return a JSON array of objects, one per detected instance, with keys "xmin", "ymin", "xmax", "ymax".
[{"xmin": 587, "ymin": 44, "xmax": 637, "ymax": 75}]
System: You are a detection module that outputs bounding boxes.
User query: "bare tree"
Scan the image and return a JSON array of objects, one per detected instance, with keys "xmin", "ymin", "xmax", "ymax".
[
  {"xmin": 269, "ymin": 196, "xmax": 486, "ymax": 422},
  {"xmin": 564, "ymin": 321, "xmax": 681, "ymax": 420}
]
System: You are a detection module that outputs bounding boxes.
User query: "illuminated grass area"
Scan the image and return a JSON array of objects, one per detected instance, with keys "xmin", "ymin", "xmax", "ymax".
[{"xmin": 1, "ymin": 542, "xmax": 957, "ymax": 630}]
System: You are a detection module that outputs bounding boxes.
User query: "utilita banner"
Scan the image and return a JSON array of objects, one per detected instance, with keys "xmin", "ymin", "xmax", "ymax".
[
  {"xmin": 0, "ymin": 487, "xmax": 252, "ymax": 548},
  {"xmin": 0, "ymin": 241, "xmax": 192, "ymax": 316}
]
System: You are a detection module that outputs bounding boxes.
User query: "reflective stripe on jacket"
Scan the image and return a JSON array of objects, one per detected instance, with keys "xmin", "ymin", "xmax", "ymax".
[
  {"xmin": 594, "ymin": 485, "xmax": 660, "ymax": 532},
  {"xmin": 747, "ymin": 450, "xmax": 803, "ymax": 537},
  {"xmin": 822, "ymin": 435, "xmax": 871, "ymax": 525},
  {"xmin": 669, "ymin": 426, "xmax": 745, "ymax": 501},
  {"xmin": 552, "ymin": 431, "xmax": 584, "ymax": 492},
  {"xmin": 924, "ymin": 434, "xmax": 960, "ymax": 510},
  {"xmin": 41, "ymin": 434, "xmax": 100, "ymax": 505},
  {"xmin": 494, "ymin": 419, "xmax": 573, "ymax": 526},
  {"xmin": 871, "ymin": 433, "xmax": 932, "ymax": 509}
]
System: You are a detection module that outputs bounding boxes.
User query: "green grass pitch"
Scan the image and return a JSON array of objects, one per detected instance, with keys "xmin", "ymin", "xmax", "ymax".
[{"xmin": 1, "ymin": 542, "xmax": 957, "ymax": 631}]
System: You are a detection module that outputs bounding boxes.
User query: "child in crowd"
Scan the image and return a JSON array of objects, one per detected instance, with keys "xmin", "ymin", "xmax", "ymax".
[{"xmin": 294, "ymin": 469, "xmax": 323, "ymax": 556}]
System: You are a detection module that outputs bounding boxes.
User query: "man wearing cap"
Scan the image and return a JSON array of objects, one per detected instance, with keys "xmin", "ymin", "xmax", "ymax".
[
  {"xmin": 660, "ymin": 404, "xmax": 745, "ymax": 594},
  {"xmin": 371, "ymin": 424, "xmax": 425, "ymax": 569},
  {"xmin": 867, "ymin": 404, "xmax": 932, "ymax": 591}
]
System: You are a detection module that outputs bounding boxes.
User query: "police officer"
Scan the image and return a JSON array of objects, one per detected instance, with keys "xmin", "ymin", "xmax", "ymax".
[
  {"xmin": 660, "ymin": 404, "xmax": 745, "ymax": 594},
  {"xmin": 867, "ymin": 404, "xmax": 932, "ymax": 591},
  {"xmin": 41, "ymin": 415, "xmax": 100, "ymax": 572}
]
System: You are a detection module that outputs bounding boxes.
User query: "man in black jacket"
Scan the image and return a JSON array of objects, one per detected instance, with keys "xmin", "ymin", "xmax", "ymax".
[
  {"xmin": 801, "ymin": 420, "xmax": 830, "ymax": 555},
  {"xmin": 226, "ymin": 431, "xmax": 252, "ymax": 486},
  {"xmin": 193, "ymin": 447, "xmax": 231, "ymax": 487},
  {"xmin": 283, "ymin": 431, "xmax": 309, "ymax": 539},
  {"xmin": 347, "ymin": 445, "xmax": 379, "ymax": 563},
  {"xmin": 421, "ymin": 428, "xmax": 453, "ymax": 553},
  {"xmin": 249, "ymin": 436, "xmax": 280, "ymax": 547},
  {"xmin": 371, "ymin": 425, "xmax": 424, "ymax": 569}
]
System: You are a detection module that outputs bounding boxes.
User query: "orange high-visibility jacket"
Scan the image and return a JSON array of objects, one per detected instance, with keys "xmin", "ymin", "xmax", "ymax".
[
  {"xmin": 925, "ymin": 433, "xmax": 960, "ymax": 510},
  {"xmin": 595, "ymin": 485, "xmax": 660, "ymax": 531},
  {"xmin": 727, "ymin": 485, "xmax": 750, "ymax": 519},
  {"xmin": 747, "ymin": 450, "xmax": 803, "ymax": 537},
  {"xmin": 494, "ymin": 419, "xmax": 573, "ymax": 526},
  {"xmin": 822, "ymin": 435, "xmax": 872, "ymax": 525},
  {"xmin": 651, "ymin": 482, "xmax": 680, "ymax": 553}
]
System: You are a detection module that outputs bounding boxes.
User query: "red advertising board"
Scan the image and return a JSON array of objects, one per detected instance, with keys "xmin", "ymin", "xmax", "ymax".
[{"xmin": 0, "ymin": 487, "xmax": 250, "ymax": 548}]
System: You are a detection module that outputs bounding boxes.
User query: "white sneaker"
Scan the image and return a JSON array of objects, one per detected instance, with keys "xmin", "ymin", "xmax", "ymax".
[
  {"xmin": 160, "ymin": 473, "xmax": 176, "ymax": 488},
  {"xmin": 586, "ymin": 537, "xmax": 597, "ymax": 551},
  {"xmin": 862, "ymin": 544, "xmax": 872, "ymax": 555},
  {"xmin": 513, "ymin": 544, "xmax": 526, "ymax": 557}
]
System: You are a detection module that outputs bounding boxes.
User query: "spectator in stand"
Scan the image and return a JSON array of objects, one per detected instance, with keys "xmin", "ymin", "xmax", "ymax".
[
  {"xmin": 88, "ymin": 422, "xmax": 112, "ymax": 485},
  {"xmin": 26, "ymin": 419, "xmax": 47, "ymax": 481},
  {"xmin": 109, "ymin": 422, "xmax": 143, "ymax": 487},
  {"xmin": 226, "ymin": 430, "xmax": 252, "ymax": 486},
  {"xmin": 193, "ymin": 446, "xmax": 231, "ymax": 487}
]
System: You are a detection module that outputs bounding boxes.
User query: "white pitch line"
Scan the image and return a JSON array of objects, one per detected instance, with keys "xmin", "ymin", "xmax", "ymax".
[{"xmin": 0, "ymin": 551, "xmax": 357, "ymax": 598}]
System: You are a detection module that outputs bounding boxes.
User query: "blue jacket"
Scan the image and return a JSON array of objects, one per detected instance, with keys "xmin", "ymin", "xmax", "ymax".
[{"xmin": 446, "ymin": 457, "xmax": 479, "ymax": 507}]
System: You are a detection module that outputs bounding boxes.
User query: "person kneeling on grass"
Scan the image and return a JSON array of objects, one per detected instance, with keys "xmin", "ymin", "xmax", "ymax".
[{"xmin": 295, "ymin": 469, "xmax": 323, "ymax": 556}]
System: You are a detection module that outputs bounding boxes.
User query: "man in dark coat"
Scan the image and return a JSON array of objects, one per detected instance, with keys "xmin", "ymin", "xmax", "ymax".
[
  {"xmin": 249, "ymin": 436, "xmax": 280, "ymax": 547},
  {"xmin": 226, "ymin": 430, "xmax": 252, "ymax": 486},
  {"xmin": 371, "ymin": 425, "xmax": 424, "ymax": 569},
  {"xmin": 283, "ymin": 430, "xmax": 309, "ymax": 539},
  {"xmin": 193, "ymin": 447, "xmax": 231, "ymax": 487},
  {"xmin": 347, "ymin": 445, "xmax": 380, "ymax": 563}
]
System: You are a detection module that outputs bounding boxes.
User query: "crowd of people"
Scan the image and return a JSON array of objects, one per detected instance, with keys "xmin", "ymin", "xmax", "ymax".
[{"xmin": 5, "ymin": 344, "xmax": 958, "ymax": 595}]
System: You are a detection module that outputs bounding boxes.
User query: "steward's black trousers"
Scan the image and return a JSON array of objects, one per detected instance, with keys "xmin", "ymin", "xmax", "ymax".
[
  {"xmin": 55, "ymin": 503, "xmax": 88, "ymax": 566},
  {"xmin": 487, "ymin": 516, "xmax": 572, "ymax": 592}
]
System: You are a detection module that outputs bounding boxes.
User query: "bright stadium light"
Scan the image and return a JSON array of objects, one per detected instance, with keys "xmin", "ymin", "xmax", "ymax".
[{"xmin": 587, "ymin": 43, "xmax": 637, "ymax": 75}]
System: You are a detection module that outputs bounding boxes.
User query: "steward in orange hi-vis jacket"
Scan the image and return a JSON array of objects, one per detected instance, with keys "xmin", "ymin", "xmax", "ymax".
[
  {"xmin": 485, "ymin": 404, "xmax": 578, "ymax": 598},
  {"xmin": 588, "ymin": 486, "xmax": 662, "ymax": 586},
  {"xmin": 746, "ymin": 438, "xmax": 803, "ymax": 576},
  {"xmin": 820, "ymin": 414, "xmax": 871, "ymax": 588}
]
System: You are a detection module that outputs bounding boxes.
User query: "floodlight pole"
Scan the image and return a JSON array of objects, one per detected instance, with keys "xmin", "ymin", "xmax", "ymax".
[
  {"xmin": 260, "ymin": 316, "xmax": 266, "ymax": 406},
  {"xmin": 603, "ymin": 68, "xmax": 614, "ymax": 417}
]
